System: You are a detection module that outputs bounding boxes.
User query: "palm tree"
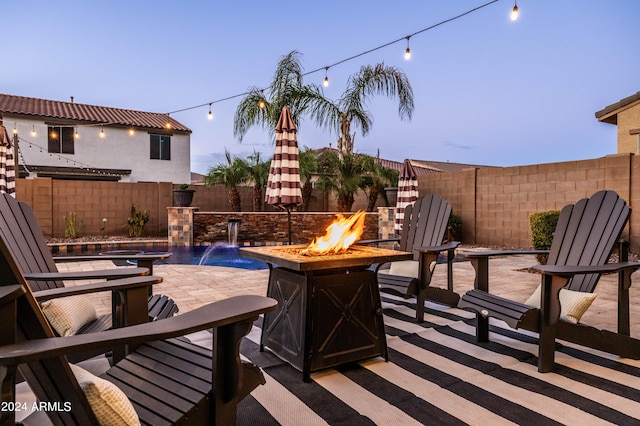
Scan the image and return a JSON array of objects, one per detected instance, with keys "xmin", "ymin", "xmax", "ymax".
[
  {"xmin": 244, "ymin": 150, "xmax": 270, "ymax": 212},
  {"xmin": 362, "ymin": 155, "xmax": 399, "ymax": 211},
  {"xmin": 315, "ymin": 149, "xmax": 368, "ymax": 212},
  {"xmin": 309, "ymin": 63, "xmax": 415, "ymax": 153},
  {"xmin": 298, "ymin": 147, "xmax": 318, "ymax": 211},
  {"xmin": 204, "ymin": 149, "xmax": 247, "ymax": 212},
  {"xmin": 234, "ymin": 51, "xmax": 326, "ymax": 142}
]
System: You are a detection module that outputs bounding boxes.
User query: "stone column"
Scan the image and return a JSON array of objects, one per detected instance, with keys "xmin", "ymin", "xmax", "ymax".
[
  {"xmin": 168, "ymin": 207, "xmax": 198, "ymax": 246},
  {"xmin": 376, "ymin": 206, "xmax": 398, "ymax": 249}
]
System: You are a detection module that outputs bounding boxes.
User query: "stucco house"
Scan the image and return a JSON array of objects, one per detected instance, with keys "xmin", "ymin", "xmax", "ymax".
[
  {"xmin": 0, "ymin": 94, "xmax": 191, "ymax": 183},
  {"xmin": 596, "ymin": 90, "xmax": 640, "ymax": 155}
]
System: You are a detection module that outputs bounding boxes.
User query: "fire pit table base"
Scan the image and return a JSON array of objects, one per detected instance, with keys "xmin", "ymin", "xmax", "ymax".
[{"xmin": 261, "ymin": 266, "xmax": 387, "ymax": 382}]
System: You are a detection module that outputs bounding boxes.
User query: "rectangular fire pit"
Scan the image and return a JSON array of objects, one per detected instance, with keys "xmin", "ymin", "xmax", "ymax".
[{"xmin": 239, "ymin": 245, "xmax": 412, "ymax": 381}]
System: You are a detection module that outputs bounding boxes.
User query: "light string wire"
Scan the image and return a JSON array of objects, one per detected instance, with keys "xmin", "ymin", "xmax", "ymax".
[{"xmin": 166, "ymin": 0, "xmax": 500, "ymax": 116}]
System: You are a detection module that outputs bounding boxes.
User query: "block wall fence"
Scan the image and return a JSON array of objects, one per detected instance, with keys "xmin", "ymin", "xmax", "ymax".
[
  {"xmin": 15, "ymin": 153, "xmax": 640, "ymax": 251},
  {"xmin": 417, "ymin": 153, "xmax": 640, "ymax": 252}
]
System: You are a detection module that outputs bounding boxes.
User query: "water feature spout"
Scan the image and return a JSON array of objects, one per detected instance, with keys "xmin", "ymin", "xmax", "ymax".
[{"xmin": 228, "ymin": 219, "xmax": 240, "ymax": 246}]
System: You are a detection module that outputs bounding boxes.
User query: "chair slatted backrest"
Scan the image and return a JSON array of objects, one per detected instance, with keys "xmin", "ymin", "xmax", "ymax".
[
  {"xmin": 0, "ymin": 205, "xmax": 100, "ymax": 425},
  {"xmin": 399, "ymin": 194, "xmax": 452, "ymax": 258},
  {"xmin": 547, "ymin": 190, "xmax": 630, "ymax": 293},
  {"xmin": 0, "ymin": 194, "xmax": 65, "ymax": 291}
]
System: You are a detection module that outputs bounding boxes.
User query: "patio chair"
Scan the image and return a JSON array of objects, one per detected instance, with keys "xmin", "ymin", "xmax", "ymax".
[
  {"xmin": 359, "ymin": 194, "xmax": 460, "ymax": 322},
  {"xmin": 0, "ymin": 194, "xmax": 178, "ymax": 362},
  {"xmin": 458, "ymin": 190, "xmax": 640, "ymax": 372},
  {"xmin": 0, "ymin": 234, "xmax": 277, "ymax": 425}
]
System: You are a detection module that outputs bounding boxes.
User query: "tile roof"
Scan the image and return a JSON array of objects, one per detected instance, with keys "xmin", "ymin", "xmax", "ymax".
[
  {"xmin": 0, "ymin": 93, "xmax": 191, "ymax": 133},
  {"xmin": 595, "ymin": 91, "xmax": 640, "ymax": 125}
]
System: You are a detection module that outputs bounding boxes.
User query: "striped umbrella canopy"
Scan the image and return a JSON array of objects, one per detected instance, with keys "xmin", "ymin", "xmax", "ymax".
[
  {"xmin": 394, "ymin": 159, "xmax": 419, "ymax": 232},
  {"xmin": 0, "ymin": 125, "xmax": 16, "ymax": 197},
  {"xmin": 265, "ymin": 106, "xmax": 302, "ymax": 243}
]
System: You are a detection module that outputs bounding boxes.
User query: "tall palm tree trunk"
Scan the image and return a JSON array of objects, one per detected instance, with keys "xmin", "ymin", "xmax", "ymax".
[
  {"xmin": 253, "ymin": 186, "xmax": 263, "ymax": 212},
  {"xmin": 229, "ymin": 188, "xmax": 241, "ymax": 212},
  {"xmin": 301, "ymin": 181, "xmax": 313, "ymax": 211}
]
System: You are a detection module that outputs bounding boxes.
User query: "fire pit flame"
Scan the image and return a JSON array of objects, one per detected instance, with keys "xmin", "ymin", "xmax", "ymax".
[{"xmin": 301, "ymin": 211, "xmax": 366, "ymax": 255}]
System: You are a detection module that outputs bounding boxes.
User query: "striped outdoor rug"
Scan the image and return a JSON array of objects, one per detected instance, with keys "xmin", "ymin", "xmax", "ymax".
[{"xmin": 233, "ymin": 295, "xmax": 640, "ymax": 425}]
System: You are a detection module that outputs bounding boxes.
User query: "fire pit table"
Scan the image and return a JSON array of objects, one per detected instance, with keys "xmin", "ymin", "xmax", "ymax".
[{"xmin": 239, "ymin": 245, "xmax": 412, "ymax": 381}]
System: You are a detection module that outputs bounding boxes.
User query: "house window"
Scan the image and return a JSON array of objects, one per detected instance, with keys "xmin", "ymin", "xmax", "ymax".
[
  {"xmin": 48, "ymin": 126, "xmax": 74, "ymax": 154},
  {"xmin": 150, "ymin": 134, "xmax": 171, "ymax": 160}
]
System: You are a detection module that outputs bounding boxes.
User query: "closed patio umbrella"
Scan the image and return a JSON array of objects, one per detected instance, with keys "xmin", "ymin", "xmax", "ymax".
[
  {"xmin": 0, "ymin": 124, "xmax": 16, "ymax": 196},
  {"xmin": 265, "ymin": 106, "xmax": 302, "ymax": 244},
  {"xmin": 394, "ymin": 159, "xmax": 418, "ymax": 233}
]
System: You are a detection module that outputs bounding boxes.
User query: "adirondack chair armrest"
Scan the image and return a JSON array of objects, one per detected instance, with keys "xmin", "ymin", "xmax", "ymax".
[
  {"xmin": 531, "ymin": 262, "xmax": 640, "ymax": 277},
  {"xmin": 0, "ymin": 285, "xmax": 25, "ymax": 306},
  {"xmin": 53, "ymin": 253, "xmax": 173, "ymax": 263},
  {"xmin": 461, "ymin": 249, "xmax": 549, "ymax": 259},
  {"xmin": 415, "ymin": 241, "xmax": 460, "ymax": 254},
  {"xmin": 24, "ymin": 267, "xmax": 150, "ymax": 282},
  {"xmin": 32, "ymin": 275, "xmax": 163, "ymax": 301},
  {"xmin": 0, "ymin": 295, "xmax": 277, "ymax": 365},
  {"xmin": 357, "ymin": 237, "xmax": 401, "ymax": 246}
]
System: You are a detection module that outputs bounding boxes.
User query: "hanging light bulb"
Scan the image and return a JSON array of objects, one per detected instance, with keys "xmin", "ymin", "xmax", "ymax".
[
  {"xmin": 31, "ymin": 125, "xmax": 37, "ymax": 137},
  {"xmin": 323, "ymin": 67, "xmax": 329, "ymax": 88},
  {"xmin": 208, "ymin": 103, "xmax": 213, "ymax": 120},
  {"xmin": 404, "ymin": 36, "xmax": 411, "ymax": 60},
  {"xmin": 74, "ymin": 127, "xmax": 79, "ymax": 139},
  {"xmin": 129, "ymin": 127, "xmax": 135, "ymax": 136},
  {"xmin": 100, "ymin": 125, "xmax": 105, "ymax": 138},
  {"xmin": 258, "ymin": 99, "xmax": 266, "ymax": 109},
  {"xmin": 165, "ymin": 115, "xmax": 172, "ymax": 129},
  {"xmin": 12, "ymin": 123, "xmax": 17, "ymax": 135},
  {"xmin": 511, "ymin": 1, "xmax": 519, "ymax": 21}
]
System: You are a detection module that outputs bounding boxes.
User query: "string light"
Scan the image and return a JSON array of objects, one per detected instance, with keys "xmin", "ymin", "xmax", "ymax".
[
  {"xmin": 165, "ymin": 0, "xmax": 500, "ymax": 118},
  {"xmin": 323, "ymin": 67, "xmax": 329, "ymax": 87},
  {"xmin": 404, "ymin": 36, "xmax": 411, "ymax": 60},
  {"xmin": 74, "ymin": 127, "xmax": 80, "ymax": 139},
  {"xmin": 129, "ymin": 127, "xmax": 135, "ymax": 135},
  {"xmin": 258, "ymin": 98, "xmax": 266, "ymax": 109},
  {"xmin": 208, "ymin": 103, "xmax": 213, "ymax": 120},
  {"xmin": 511, "ymin": 1, "xmax": 519, "ymax": 21},
  {"xmin": 12, "ymin": 123, "xmax": 17, "ymax": 135},
  {"xmin": 31, "ymin": 125, "xmax": 36, "ymax": 137},
  {"xmin": 100, "ymin": 125, "xmax": 105, "ymax": 138},
  {"xmin": 165, "ymin": 115, "xmax": 172, "ymax": 129}
]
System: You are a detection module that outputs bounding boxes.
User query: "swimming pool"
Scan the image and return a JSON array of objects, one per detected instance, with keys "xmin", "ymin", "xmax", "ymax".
[{"xmin": 66, "ymin": 244, "xmax": 269, "ymax": 270}]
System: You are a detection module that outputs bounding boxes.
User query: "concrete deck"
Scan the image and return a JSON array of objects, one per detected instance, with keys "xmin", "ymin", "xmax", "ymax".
[{"xmin": 57, "ymin": 253, "xmax": 640, "ymax": 338}]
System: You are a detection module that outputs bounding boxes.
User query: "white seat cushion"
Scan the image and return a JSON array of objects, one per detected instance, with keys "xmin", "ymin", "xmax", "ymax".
[
  {"xmin": 70, "ymin": 364, "xmax": 140, "ymax": 426},
  {"xmin": 524, "ymin": 285, "xmax": 597, "ymax": 324},
  {"xmin": 41, "ymin": 295, "xmax": 97, "ymax": 337},
  {"xmin": 388, "ymin": 260, "xmax": 419, "ymax": 278}
]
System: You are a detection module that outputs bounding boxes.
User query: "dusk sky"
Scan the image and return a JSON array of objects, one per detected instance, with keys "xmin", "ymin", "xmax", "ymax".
[{"xmin": 5, "ymin": 1, "xmax": 640, "ymax": 174}]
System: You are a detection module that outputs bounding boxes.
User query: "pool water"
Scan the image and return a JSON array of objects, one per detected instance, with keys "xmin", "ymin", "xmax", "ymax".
[{"xmin": 75, "ymin": 244, "xmax": 269, "ymax": 270}]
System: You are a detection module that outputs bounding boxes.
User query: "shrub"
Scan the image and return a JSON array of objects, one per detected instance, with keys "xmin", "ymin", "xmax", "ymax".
[
  {"xmin": 64, "ymin": 212, "xmax": 83, "ymax": 238},
  {"xmin": 529, "ymin": 210, "xmax": 560, "ymax": 263},
  {"xmin": 127, "ymin": 205, "xmax": 150, "ymax": 237},
  {"xmin": 447, "ymin": 214, "xmax": 462, "ymax": 242}
]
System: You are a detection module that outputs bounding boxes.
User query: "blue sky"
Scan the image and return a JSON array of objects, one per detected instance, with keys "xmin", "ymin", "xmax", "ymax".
[{"xmin": 5, "ymin": 1, "xmax": 639, "ymax": 174}]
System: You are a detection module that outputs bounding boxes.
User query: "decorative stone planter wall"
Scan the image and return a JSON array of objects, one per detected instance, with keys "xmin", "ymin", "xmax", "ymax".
[{"xmin": 193, "ymin": 212, "xmax": 380, "ymax": 245}]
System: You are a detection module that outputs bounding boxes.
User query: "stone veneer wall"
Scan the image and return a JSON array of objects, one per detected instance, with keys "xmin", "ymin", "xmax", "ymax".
[{"xmin": 192, "ymin": 212, "xmax": 379, "ymax": 246}]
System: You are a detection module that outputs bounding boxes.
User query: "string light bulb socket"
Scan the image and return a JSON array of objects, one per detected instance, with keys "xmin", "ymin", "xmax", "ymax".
[
  {"xmin": 511, "ymin": 1, "xmax": 519, "ymax": 21},
  {"xmin": 74, "ymin": 127, "xmax": 79, "ymax": 139},
  {"xmin": 208, "ymin": 103, "xmax": 213, "ymax": 120},
  {"xmin": 100, "ymin": 125, "xmax": 105, "ymax": 138},
  {"xmin": 12, "ymin": 123, "xmax": 17, "ymax": 135},
  {"xmin": 404, "ymin": 36, "xmax": 411, "ymax": 60},
  {"xmin": 31, "ymin": 125, "xmax": 37, "ymax": 137},
  {"xmin": 323, "ymin": 67, "xmax": 329, "ymax": 88}
]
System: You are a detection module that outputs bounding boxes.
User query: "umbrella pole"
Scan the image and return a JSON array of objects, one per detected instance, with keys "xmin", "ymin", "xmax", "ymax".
[{"xmin": 287, "ymin": 208, "xmax": 292, "ymax": 245}]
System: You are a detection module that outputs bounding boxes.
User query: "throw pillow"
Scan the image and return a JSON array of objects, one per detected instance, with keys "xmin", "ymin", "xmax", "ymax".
[
  {"xmin": 70, "ymin": 364, "xmax": 140, "ymax": 426},
  {"xmin": 524, "ymin": 285, "xmax": 597, "ymax": 324},
  {"xmin": 41, "ymin": 295, "xmax": 97, "ymax": 337},
  {"xmin": 388, "ymin": 260, "xmax": 419, "ymax": 278}
]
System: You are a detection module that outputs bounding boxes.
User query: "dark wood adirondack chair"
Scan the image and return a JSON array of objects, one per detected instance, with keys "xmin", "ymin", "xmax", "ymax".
[
  {"xmin": 360, "ymin": 194, "xmax": 460, "ymax": 322},
  {"xmin": 458, "ymin": 190, "xmax": 640, "ymax": 372},
  {"xmin": 0, "ymin": 232, "xmax": 277, "ymax": 425},
  {"xmin": 0, "ymin": 194, "xmax": 178, "ymax": 362}
]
